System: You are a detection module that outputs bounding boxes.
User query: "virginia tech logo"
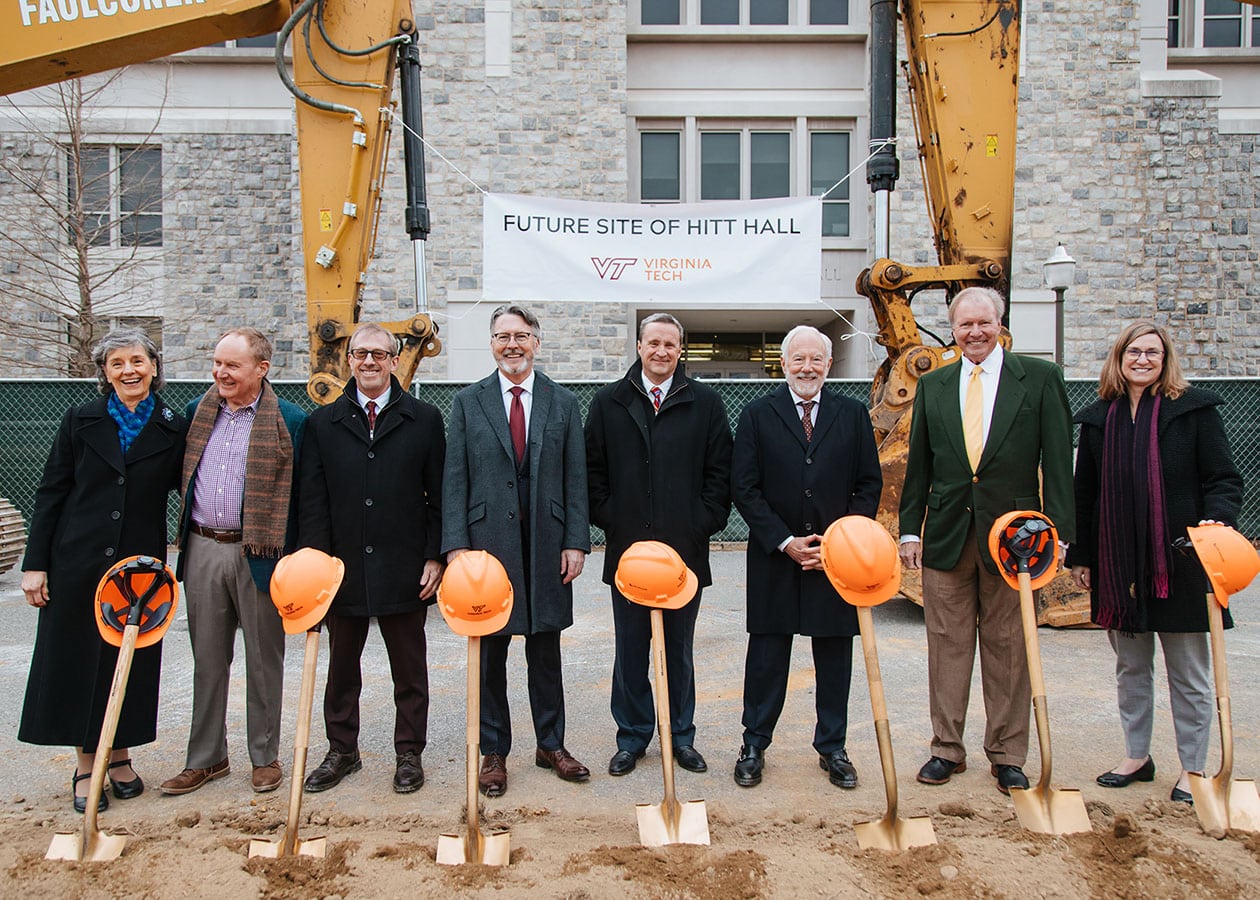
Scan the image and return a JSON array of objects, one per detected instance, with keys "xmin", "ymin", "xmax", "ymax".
[{"xmin": 591, "ymin": 257, "xmax": 638, "ymax": 280}]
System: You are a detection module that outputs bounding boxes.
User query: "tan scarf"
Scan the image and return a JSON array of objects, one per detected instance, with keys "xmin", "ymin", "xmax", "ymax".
[{"xmin": 181, "ymin": 380, "xmax": 293, "ymax": 559}]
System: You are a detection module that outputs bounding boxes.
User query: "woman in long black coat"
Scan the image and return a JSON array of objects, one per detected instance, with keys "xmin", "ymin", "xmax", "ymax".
[
  {"xmin": 1067, "ymin": 321, "xmax": 1242, "ymax": 805},
  {"xmin": 19, "ymin": 328, "xmax": 186, "ymax": 812}
]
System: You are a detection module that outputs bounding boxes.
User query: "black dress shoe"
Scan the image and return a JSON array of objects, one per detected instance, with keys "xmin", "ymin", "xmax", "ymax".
[
  {"xmin": 1096, "ymin": 757, "xmax": 1155, "ymax": 788},
  {"xmin": 1170, "ymin": 785, "xmax": 1194, "ymax": 804},
  {"xmin": 674, "ymin": 745, "xmax": 707, "ymax": 773},
  {"xmin": 108, "ymin": 758, "xmax": 144, "ymax": 800},
  {"xmin": 393, "ymin": 752, "xmax": 424, "ymax": 793},
  {"xmin": 303, "ymin": 750, "xmax": 361, "ymax": 793},
  {"xmin": 820, "ymin": 749, "xmax": 858, "ymax": 789},
  {"xmin": 609, "ymin": 749, "xmax": 645, "ymax": 776},
  {"xmin": 72, "ymin": 771, "xmax": 108, "ymax": 814},
  {"xmin": 733, "ymin": 745, "xmax": 763, "ymax": 787},
  {"xmin": 992, "ymin": 764, "xmax": 1030, "ymax": 795},
  {"xmin": 917, "ymin": 756, "xmax": 966, "ymax": 785}
]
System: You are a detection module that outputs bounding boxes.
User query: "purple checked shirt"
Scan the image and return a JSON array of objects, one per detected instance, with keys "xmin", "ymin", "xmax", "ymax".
[{"xmin": 190, "ymin": 395, "xmax": 260, "ymax": 529}]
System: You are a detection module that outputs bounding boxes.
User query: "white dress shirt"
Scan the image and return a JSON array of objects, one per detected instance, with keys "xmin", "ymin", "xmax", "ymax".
[{"xmin": 498, "ymin": 369, "xmax": 535, "ymax": 432}]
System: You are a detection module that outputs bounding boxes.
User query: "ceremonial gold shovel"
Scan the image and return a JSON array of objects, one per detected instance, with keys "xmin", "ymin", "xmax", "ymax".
[
  {"xmin": 249, "ymin": 630, "xmax": 327, "ymax": 859},
  {"xmin": 1185, "ymin": 525, "xmax": 1260, "ymax": 836},
  {"xmin": 991, "ymin": 512, "xmax": 1091, "ymax": 835},
  {"xmin": 48, "ymin": 556, "xmax": 178, "ymax": 861},
  {"xmin": 635, "ymin": 606, "xmax": 710, "ymax": 846}
]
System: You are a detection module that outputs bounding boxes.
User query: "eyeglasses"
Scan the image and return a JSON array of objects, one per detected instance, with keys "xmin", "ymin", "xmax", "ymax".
[
  {"xmin": 492, "ymin": 332, "xmax": 536, "ymax": 346},
  {"xmin": 1123, "ymin": 348, "xmax": 1164, "ymax": 361},
  {"xmin": 349, "ymin": 348, "xmax": 393, "ymax": 361}
]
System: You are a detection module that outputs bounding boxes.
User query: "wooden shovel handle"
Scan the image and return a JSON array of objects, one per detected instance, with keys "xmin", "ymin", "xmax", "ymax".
[
  {"xmin": 1206, "ymin": 594, "xmax": 1233, "ymax": 782},
  {"xmin": 857, "ymin": 607, "xmax": 899, "ymax": 821},
  {"xmin": 465, "ymin": 636, "xmax": 485, "ymax": 860},
  {"xmin": 277, "ymin": 630, "xmax": 320, "ymax": 856},
  {"xmin": 82, "ymin": 623, "xmax": 140, "ymax": 839},
  {"xmin": 649, "ymin": 609, "xmax": 679, "ymax": 815},
  {"xmin": 1018, "ymin": 571, "xmax": 1054, "ymax": 790}
]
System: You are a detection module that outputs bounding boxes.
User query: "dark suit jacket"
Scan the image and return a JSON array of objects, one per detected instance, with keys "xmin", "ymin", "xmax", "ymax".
[
  {"xmin": 732, "ymin": 385, "xmax": 882, "ymax": 636},
  {"xmin": 298, "ymin": 376, "xmax": 445, "ymax": 618},
  {"xmin": 441, "ymin": 370, "xmax": 590, "ymax": 634},
  {"xmin": 585, "ymin": 360, "xmax": 732, "ymax": 587},
  {"xmin": 898, "ymin": 351, "xmax": 1075, "ymax": 573}
]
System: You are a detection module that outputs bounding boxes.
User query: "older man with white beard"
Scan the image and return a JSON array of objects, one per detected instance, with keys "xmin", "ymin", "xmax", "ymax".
[{"xmin": 729, "ymin": 325, "xmax": 882, "ymax": 788}]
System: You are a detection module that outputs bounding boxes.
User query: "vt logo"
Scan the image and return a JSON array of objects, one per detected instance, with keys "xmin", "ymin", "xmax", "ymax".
[{"xmin": 591, "ymin": 257, "xmax": 638, "ymax": 280}]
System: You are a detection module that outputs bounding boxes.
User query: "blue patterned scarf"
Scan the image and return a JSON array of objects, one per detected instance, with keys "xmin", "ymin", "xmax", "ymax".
[{"xmin": 107, "ymin": 392, "xmax": 155, "ymax": 455}]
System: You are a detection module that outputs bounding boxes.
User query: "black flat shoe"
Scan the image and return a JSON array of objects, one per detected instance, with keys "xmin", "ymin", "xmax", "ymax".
[
  {"xmin": 1170, "ymin": 785, "xmax": 1194, "ymax": 804},
  {"xmin": 108, "ymin": 758, "xmax": 144, "ymax": 799},
  {"xmin": 73, "ymin": 771, "xmax": 108, "ymax": 814},
  {"xmin": 1096, "ymin": 757, "xmax": 1155, "ymax": 788}
]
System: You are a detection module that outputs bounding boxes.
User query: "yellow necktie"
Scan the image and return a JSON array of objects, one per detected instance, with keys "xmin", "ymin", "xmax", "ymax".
[{"xmin": 964, "ymin": 364, "xmax": 984, "ymax": 471}]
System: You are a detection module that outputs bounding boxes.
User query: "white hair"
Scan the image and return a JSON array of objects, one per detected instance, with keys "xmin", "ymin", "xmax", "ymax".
[{"xmin": 780, "ymin": 325, "xmax": 832, "ymax": 361}]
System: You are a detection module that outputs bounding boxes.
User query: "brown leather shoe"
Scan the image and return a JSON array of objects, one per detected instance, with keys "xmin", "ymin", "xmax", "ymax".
[
  {"xmin": 479, "ymin": 753, "xmax": 507, "ymax": 798},
  {"xmin": 159, "ymin": 759, "xmax": 230, "ymax": 795},
  {"xmin": 535, "ymin": 748, "xmax": 591, "ymax": 783},
  {"xmin": 252, "ymin": 761, "xmax": 283, "ymax": 793}
]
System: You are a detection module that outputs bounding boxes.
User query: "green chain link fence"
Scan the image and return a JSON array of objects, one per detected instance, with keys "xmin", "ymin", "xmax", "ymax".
[{"xmin": 1, "ymin": 378, "xmax": 1256, "ymax": 550}]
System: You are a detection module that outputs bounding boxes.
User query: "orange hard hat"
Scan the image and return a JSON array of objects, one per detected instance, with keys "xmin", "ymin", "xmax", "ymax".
[
  {"xmin": 820, "ymin": 516, "xmax": 901, "ymax": 607},
  {"xmin": 95, "ymin": 555, "xmax": 179, "ymax": 649},
  {"xmin": 438, "ymin": 550, "xmax": 514, "ymax": 637},
  {"xmin": 989, "ymin": 510, "xmax": 1060, "ymax": 590},
  {"xmin": 1186, "ymin": 524, "xmax": 1259, "ymax": 608},
  {"xmin": 269, "ymin": 547, "xmax": 345, "ymax": 635},
  {"xmin": 614, "ymin": 541, "xmax": 698, "ymax": 610}
]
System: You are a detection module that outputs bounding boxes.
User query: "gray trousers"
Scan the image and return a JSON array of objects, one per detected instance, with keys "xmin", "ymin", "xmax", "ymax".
[
  {"xmin": 1109, "ymin": 629, "xmax": 1212, "ymax": 773},
  {"xmin": 183, "ymin": 533, "xmax": 286, "ymax": 768}
]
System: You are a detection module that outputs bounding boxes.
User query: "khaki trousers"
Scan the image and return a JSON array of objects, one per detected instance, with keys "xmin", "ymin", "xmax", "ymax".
[
  {"xmin": 922, "ymin": 528, "xmax": 1030, "ymax": 767},
  {"xmin": 183, "ymin": 533, "xmax": 286, "ymax": 768}
]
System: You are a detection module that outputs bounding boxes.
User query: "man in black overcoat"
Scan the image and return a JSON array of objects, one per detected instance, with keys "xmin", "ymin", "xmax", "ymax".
[
  {"xmin": 585, "ymin": 313, "xmax": 733, "ymax": 777},
  {"xmin": 730, "ymin": 325, "xmax": 882, "ymax": 788},
  {"xmin": 298, "ymin": 324, "xmax": 445, "ymax": 794}
]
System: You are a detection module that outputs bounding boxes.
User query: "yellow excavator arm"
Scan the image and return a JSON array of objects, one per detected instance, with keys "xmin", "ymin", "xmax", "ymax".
[{"xmin": 0, "ymin": 0, "xmax": 440, "ymax": 403}]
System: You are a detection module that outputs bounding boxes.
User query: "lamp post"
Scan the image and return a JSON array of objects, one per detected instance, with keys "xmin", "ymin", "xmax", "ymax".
[{"xmin": 1043, "ymin": 243, "xmax": 1076, "ymax": 366}]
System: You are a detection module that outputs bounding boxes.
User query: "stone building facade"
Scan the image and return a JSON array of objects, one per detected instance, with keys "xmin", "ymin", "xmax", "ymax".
[{"xmin": 0, "ymin": 0, "xmax": 1256, "ymax": 383}]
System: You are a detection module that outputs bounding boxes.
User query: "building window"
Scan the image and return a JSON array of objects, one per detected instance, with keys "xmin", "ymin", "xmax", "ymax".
[
  {"xmin": 700, "ymin": 132, "xmax": 741, "ymax": 199},
  {"xmin": 750, "ymin": 132, "xmax": 791, "ymax": 198},
  {"xmin": 1168, "ymin": 0, "xmax": 1258, "ymax": 47},
  {"xmin": 809, "ymin": 0, "xmax": 848, "ymax": 24},
  {"xmin": 203, "ymin": 33, "xmax": 280, "ymax": 48},
  {"xmin": 701, "ymin": 0, "xmax": 740, "ymax": 24},
  {"xmin": 635, "ymin": 121, "xmax": 854, "ymax": 236},
  {"xmin": 810, "ymin": 132, "xmax": 850, "ymax": 237},
  {"xmin": 641, "ymin": 132, "xmax": 681, "ymax": 200},
  {"xmin": 639, "ymin": 0, "xmax": 847, "ymax": 26},
  {"xmin": 68, "ymin": 145, "xmax": 163, "ymax": 249}
]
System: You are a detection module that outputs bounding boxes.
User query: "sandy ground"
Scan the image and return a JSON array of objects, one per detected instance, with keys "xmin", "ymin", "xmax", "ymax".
[{"xmin": 1, "ymin": 549, "xmax": 1258, "ymax": 898}]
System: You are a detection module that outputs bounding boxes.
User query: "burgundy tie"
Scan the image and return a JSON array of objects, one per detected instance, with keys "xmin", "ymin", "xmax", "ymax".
[
  {"xmin": 800, "ymin": 400, "xmax": 814, "ymax": 442},
  {"xmin": 366, "ymin": 399, "xmax": 377, "ymax": 434},
  {"xmin": 509, "ymin": 386, "xmax": 526, "ymax": 465},
  {"xmin": 651, "ymin": 386, "xmax": 662, "ymax": 413}
]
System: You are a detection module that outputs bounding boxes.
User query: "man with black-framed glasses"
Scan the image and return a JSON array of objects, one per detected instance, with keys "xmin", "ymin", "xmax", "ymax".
[
  {"xmin": 297, "ymin": 323, "xmax": 446, "ymax": 795},
  {"xmin": 442, "ymin": 304, "xmax": 592, "ymax": 799}
]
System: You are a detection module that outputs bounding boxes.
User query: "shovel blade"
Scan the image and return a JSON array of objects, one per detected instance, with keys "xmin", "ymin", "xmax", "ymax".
[
  {"xmin": 636, "ymin": 799, "xmax": 710, "ymax": 847},
  {"xmin": 1190, "ymin": 775, "xmax": 1260, "ymax": 835},
  {"xmin": 1010, "ymin": 786, "xmax": 1092, "ymax": 835},
  {"xmin": 248, "ymin": 835, "xmax": 327, "ymax": 859},
  {"xmin": 436, "ymin": 829, "xmax": 511, "ymax": 866},
  {"xmin": 46, "ymin": 828, "xmax": 127, "ymax": 862},
  {"xmin": 854, "ymin": 814, "xmax": 937, "ymax": 852}
]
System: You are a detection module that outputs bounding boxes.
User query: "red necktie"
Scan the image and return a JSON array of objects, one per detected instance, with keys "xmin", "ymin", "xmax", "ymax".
[
  {"xmin": 651, "ymin": 386, "xmax": 662, "ymax": 413},
  {"xmin": 800, "ymin": 400, "xmax": 814, "ymax": 442},
  {"xmin": 366, "ymin": 399, "xmax": 378, "ymax": 434},
  {"xmin": 509, "ymin": 386, "xmax": 526, "ymax": 465}
]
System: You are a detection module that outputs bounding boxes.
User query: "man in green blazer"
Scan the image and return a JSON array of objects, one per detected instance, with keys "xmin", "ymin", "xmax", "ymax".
[{"xmin": 898, "ymin": 287, "xmax": 1074, "ymax": 796}]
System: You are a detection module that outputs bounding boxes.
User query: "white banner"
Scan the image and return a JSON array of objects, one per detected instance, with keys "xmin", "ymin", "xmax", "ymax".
[{"xmin": 482, "ymin": 193, "xmax": 822, "ymax": 303}]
